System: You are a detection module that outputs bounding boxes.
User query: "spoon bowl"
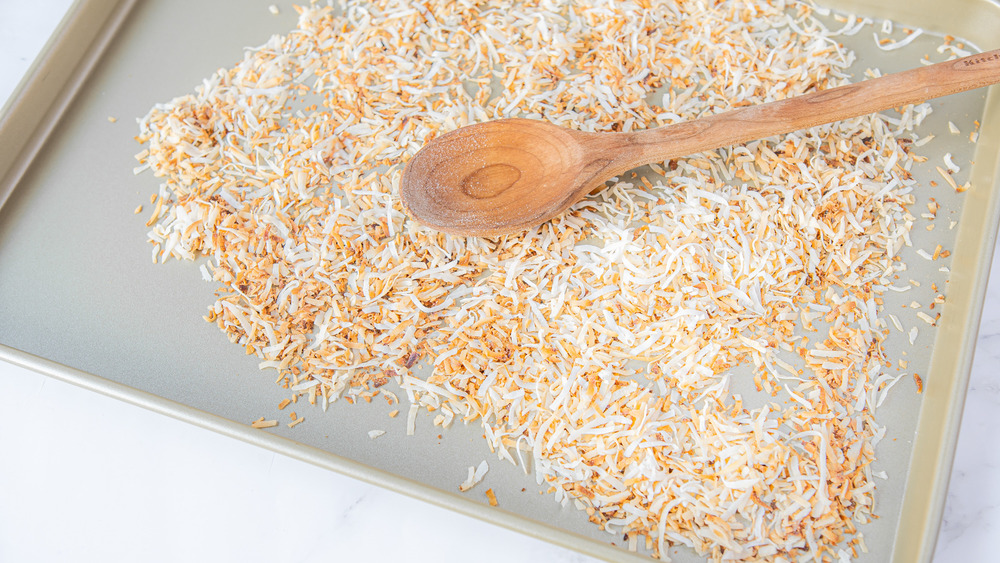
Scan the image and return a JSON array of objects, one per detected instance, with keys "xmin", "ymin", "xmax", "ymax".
[
  {"xmin": 400, "ymin": 48, "xmax": 1000, "ymax": 237},
  {"xmin": 399, "ymin": 119, "xmax": 596, "ymax": 236}
]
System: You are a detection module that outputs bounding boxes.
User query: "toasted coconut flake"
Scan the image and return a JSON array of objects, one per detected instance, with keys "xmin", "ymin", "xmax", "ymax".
[
  {"xmin": 936, "ymin": 165, "xmax": 963, "ymax": 192},
  {"xmin": 406, "ymin": 404, "xmax": 418, "ymax": 437},
  {"xmin": 873, "ymin": 28, "xmax": 922, "ymax": 51},
  {"xmin": 944, "ymin": 152, "xmax": 961, "ymax": 173},
  {"xmin": 252, "ymin": 418, "xmax": 278, "ymax": 429},
  {"xmin": 459, "ymin": 460, "xmax": 490, "ymax": 492}
]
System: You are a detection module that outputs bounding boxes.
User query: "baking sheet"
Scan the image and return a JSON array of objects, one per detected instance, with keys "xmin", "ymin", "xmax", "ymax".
[{"xmin": 0, "ymin": 1, "xmax": 998, "ymax": 561}]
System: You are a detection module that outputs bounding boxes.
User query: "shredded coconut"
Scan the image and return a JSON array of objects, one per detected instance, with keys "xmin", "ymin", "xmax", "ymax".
[{"xmin": 133, "ymin": 2, "xmax": 969, "ymax": 560}]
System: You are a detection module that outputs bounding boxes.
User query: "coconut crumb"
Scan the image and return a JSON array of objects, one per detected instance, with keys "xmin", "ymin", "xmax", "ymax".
[{"xmin": 252, "ymin": 418, "xmax": 277, "ymax": 429}]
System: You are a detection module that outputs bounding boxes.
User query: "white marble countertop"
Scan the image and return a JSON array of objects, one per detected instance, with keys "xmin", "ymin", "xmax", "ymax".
[{"xmin": 1, "ymin": 2, "xmax": 998, "ymax": 561}]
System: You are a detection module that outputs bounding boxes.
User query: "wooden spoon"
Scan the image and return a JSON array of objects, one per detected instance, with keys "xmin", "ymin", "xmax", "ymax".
[{"xmin": 399, "ymin": 48, "xmax": 1000, "ymax": 237}]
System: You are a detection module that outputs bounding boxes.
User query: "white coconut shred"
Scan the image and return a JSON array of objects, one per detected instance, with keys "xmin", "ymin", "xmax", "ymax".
[{"xmin": 134, "ymin": 1, "xmax": 969, "ymax": 561}]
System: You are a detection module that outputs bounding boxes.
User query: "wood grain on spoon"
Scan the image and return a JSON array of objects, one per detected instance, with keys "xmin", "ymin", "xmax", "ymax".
[{"xmin": 400, "ymin": 49, "xmax": 1000, "ymax": 237}]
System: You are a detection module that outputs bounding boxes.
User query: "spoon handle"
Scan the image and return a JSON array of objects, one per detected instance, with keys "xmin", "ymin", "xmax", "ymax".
[{"xmin": 616, "ymin": 48, "xmax": 1000, "ymax": 169}]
